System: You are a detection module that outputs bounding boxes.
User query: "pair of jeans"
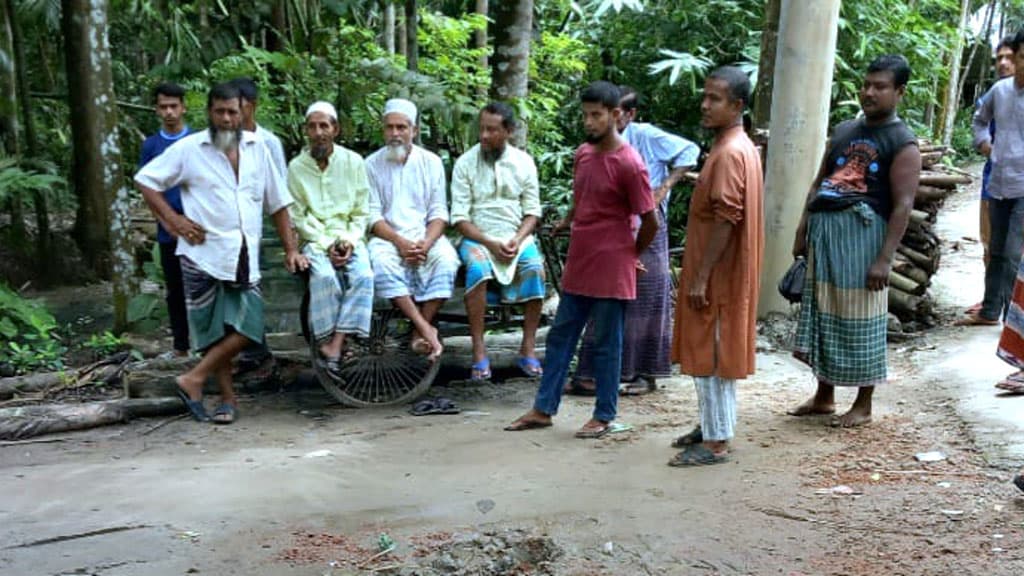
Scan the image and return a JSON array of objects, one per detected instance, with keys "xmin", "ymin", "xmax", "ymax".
[
  {"xmin": 159, "ymin": 241, "xmax": 189, "ymax": 353},
  {"xmin": 533, "ymin": 293, "xmax": 625, "ymax": 423},
  {"xmin": 981, "ymin": 197, "xmax": 1024, "ymax": 320}
]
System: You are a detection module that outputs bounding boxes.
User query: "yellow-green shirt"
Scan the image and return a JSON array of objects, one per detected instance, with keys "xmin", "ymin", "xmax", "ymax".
[{"xmin": 288, "ymin": 144, "xmax": 370, "ymax": 252}]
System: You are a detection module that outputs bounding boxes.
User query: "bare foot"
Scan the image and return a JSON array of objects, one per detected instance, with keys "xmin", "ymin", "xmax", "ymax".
[
  {"xmin": 829, "ymin": 409, "xmax": 872, "ymax": 428},
  {"xmin": 175, "ymin": 373, "xmax": 204, "ymax": 401},
  {"xmin": 786, "ymin": 398, "xmax": 835, "ymax": 416}
]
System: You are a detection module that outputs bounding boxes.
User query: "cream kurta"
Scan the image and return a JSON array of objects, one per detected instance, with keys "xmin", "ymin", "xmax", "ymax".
[
  {"xmin": 672, "ymin": 125, "xmax": 764, "ymax": 379},
  {"xmin": 449, "ymin": 143, "xmax": 542, "ymax": 284}
]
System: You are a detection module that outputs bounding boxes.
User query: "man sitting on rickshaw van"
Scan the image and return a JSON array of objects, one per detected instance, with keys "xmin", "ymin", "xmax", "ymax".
[
  {"xmin": 287, "ymin": 101, "xmax": 374, "ymax": 377},
  {"xmin": 365, "ymin": 98, "xmax": 458, "ymax": 360},
  {"xmin": 450, "ymin": 102, "xmax": 546, "ymax": 382}
]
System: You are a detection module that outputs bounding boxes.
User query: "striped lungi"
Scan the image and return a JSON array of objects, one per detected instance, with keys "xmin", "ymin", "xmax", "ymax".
[
  {"xmin": 304, "ymin": 243, "xmax": 374, "ymax": 343},
  {"xmin": 367, "ymin": 236, "xmax": 459, "ymax": 302},
  {"xmin": 793, "ymin": 202, "xmax": 888, "ymax": 387},
  {"xmin": 180, "ymin": 256, "xmax": 264, "ymax": 353},
  {"xmin": 577, "ymin": 214, "xmax": 673, "ymax": 381},
  {"xmin": 997, "ymin": 261, "xmax": 1024, "ymax": 368}
]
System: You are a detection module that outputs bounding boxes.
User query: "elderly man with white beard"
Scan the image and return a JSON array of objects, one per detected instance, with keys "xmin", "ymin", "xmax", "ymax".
[
  {"xmin": 287, "ymin": 101, "xmax": 374, "ymax": 377},
  {"xmin": 135, "ymin": 82, "xmax": 307, "ymax": 424},
  {"xmin": 365, "ymin": 98, "xmax": 458, "ymax": 360}
]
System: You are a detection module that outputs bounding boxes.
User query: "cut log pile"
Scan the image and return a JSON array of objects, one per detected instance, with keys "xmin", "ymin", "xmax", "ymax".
[{"xmin": 887, "ymin": 142, "xmax": 970, "ymax": 339}]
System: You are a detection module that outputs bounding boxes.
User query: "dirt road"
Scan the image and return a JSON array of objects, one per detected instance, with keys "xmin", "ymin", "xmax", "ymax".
[{"xmin": 2, "ymin": 172, "xmax": 1023, "ymax": 575}]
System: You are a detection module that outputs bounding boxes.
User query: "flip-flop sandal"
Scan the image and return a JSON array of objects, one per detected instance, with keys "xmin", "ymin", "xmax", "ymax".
[
  {"xmin": 667, "ymin": 444, "xmax": 729, "ymax": 467},
  {"xmin": 175, "ymin": 386, "xmax": 210, "ymax": 422},
  {"xmin": 516, "ymin": 356, "xmax": 543, "ymax": 378},
  {"xmin": 212, "ymin": 403, "xmax": 237, "ymax": 425},
  {"xmin": 317, "ymin": 356, "xmax": 343, "ymax": 380},
  {"xmin": 995, "ymin": 380, "xmax": 1024, "ymax": 394},
  {"xmin": 574, "ymin": 422, "xmax": 610, "ymax": 439},
  {"xmin": 671, "ymin": 426, "xmax": 704, "ymax": 448},
  {"xmin": 504, "ymin": 418, "xmax": 552, "ymax": 432},
  {"xmin": 965, "ymin": 303, "xmax": 982, "ymax": 315},
  {"xmin": 620, "ymin": 377, "xmax": 656, "ymax": 396},
  {"xmin": 470, "ymin": 358, "xmax": 492, "ymax": 382},
  {"xmin": 954, "ymin": 313, "xmax": 999, "ymax": 326},
  {"xmin": 564, "ymin": 378, "xmax": 596, "ymax": 397},
  {"xmin": 409, "ymin": 397, "xmax": 461, "ymax": 416}
]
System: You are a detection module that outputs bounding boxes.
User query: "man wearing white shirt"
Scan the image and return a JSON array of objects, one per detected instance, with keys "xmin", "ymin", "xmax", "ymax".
[
  {"xmin": 231, "ymin": 77, "xmax": 288, "ymax": 177},
  {"xmin": 231, "ymin": 77, "xmax": 286, "ymax": 369},
  {"xmin": 366, "ymin": 98, "xmax": 458, "ymax": 360},
  {"xmin": 450, "ymin": 102, "xmax": 545, "ymax": 381},
  {"xmin": 135, "ymin": 82, "xmax": 307, "ymax": 424}
]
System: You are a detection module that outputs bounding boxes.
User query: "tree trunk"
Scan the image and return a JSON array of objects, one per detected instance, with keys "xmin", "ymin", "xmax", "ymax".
[
  {"xmin": 475, "ymin": 0, "xmax": 489, "ymax": 99},
  {"xmin": 383, "ymin": 1, "xmax": 396, "ymax": 55},
  {"xmin": 62, "ymin": 0, "xmax": 133, "ymax": 330},
  {"xmin": 0, "ymin": 0, "xmax": 17, "ymax": 156},
  {"xmin": 758, "ymin": 0, "xmax": 842, "ymax": 316},
  {"xmin": 404, "ymin": 0, "xmax": 418, "ymax": 72},
  {"xmin": 397, "ymin": 6, "xmax": 407, "ymax": 60},
  {"xmin": 0, "ymin": 398, "xmax": 182, "ymax": 440},
  {"xmin": 752, "ymin": 0, "xmax": 782, "ymax": 131},
  {"xmin": 268, "ymin": 0, "xmax": 287, "ymax": 52},
  {"xmin": 491, "ymin": 0, "xmax": 532, "ymax": 145},
  {"xmin": 938, "ymin": 0, "xmax": 972, "ymax": 145},
  {"xmin": 5, "ymin": 0, "xmax": 52, "ymax": 266},
  {"xmin": 0, "ymin": 1, "xmax": 24, "ymax": 247}
]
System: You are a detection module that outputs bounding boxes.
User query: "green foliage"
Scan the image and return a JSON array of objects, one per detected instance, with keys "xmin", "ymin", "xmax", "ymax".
[
  {"xmin": 834, "ymin": 0, "xmax": 959, "ymax": 136},
  {"xmin": 0, "ymin": 283, "xmax": 64, "ymax": 374},
  {"xmin": 0, "ymin": 157, "xmax": 72, "ymax": 212},
  {"xmin": 526, "ymin": 31, "xmax": 591, "ymax": 214},
  {"xmin": 127, "ymin": 242, "xmax": 168, "ymax": 332},
  {"xmin": 82, "ymin": 330, "xmax": 125, "ymax": 358}
]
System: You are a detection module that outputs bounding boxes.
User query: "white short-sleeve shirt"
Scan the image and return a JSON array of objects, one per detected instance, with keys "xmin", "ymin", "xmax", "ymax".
[{"xmin": 134, "ymin": 129, "xmax": 292, "ymax": 283}]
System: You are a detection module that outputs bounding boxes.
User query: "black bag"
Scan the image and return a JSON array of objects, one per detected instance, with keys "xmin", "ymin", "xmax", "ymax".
[{"xmin": 778, "ymin": 257, "xmax": 806, "ymax": 304}]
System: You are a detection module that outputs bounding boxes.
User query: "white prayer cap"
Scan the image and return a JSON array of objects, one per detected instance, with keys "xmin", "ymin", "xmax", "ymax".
[
  {"xmin": 305, "ymin": 101, "xmax": 337, "ymax": 122},
  {"xmin": 383, "ymin": 98, "xmax": 417, "ymax": 125}
]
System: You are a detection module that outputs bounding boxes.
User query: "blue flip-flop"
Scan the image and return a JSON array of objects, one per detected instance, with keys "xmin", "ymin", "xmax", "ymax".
[
  {"xmin": 470, "ymin": 358, "xmax": 491, "ymax": 382},
  {"xmin": 175, "ymin": 387, "xmax": 210, "ymax": 422},
  {"xmin": 212, "ymin": 403, "xmax": 238, "ymax": 425},
  {"xmin": 516, "ymin": 356, "xmax": 543, "ymax": 378}
]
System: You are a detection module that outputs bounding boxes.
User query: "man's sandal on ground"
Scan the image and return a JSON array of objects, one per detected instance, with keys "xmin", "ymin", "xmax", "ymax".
[
  {"xmin": 668, "ymin": 444, "xmax": 729, "ymax": 467},
  {"xmin": 470, "ymin": 358, "xmax": 491, "ymax": 382},
  {"xmin": 954, "ymin": 313, "xmax": 999, "ymax": 326}
]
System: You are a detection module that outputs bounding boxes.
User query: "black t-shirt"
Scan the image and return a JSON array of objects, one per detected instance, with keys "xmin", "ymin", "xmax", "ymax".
[{"xmin": 815, "ymin": 116, "xmax": 917, "ymax": 219}]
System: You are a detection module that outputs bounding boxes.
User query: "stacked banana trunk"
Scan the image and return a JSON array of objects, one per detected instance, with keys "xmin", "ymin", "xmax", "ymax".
[{"xmin": 887, "ymin": 141, "xmax": 970, "ymax": 339}]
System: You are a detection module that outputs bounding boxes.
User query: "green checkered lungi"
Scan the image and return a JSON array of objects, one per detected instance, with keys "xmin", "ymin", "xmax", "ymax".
[
  {"xmin": 181, "ymin": 257, "xmax": 265, "ymax": 353},
  {"xmin": 794, "ymin": 202, "xmax": 888, "ymax": 387}
]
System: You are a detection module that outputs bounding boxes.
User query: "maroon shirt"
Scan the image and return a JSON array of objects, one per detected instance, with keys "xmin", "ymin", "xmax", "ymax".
[{"xmin": 561, "ymin": 142, "xmax": 655, "ymax": 300}]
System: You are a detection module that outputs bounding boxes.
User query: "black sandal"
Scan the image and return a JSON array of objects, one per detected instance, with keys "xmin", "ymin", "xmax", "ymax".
[{"xmin": 670, "ymin": 426, "xmax": 703, "ymax": 448}]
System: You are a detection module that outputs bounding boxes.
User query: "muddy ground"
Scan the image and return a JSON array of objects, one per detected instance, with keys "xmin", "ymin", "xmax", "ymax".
[{"xmin": 2, "ymin": 168, "xmax": 1024, "ymax": 575}]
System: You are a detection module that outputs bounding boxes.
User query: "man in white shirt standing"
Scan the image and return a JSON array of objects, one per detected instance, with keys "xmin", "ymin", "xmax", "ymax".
[
  {"xmin": 450, "ymin": 102, "xmax": 545, "ymax": 381},
  {"xmin": 135, "ymin": 82, "xmax": 307, "ymax": 424},
  {"xmin": 231, "ymin": 77, "xmax": 287, "ymax": 370},
  {"xmin": 231, "ymin": 77, "xmax": 288, "ymax": 177},
  {"xmin": 366, "ymin": 98, "xmax": 458, "ymax": 360}
]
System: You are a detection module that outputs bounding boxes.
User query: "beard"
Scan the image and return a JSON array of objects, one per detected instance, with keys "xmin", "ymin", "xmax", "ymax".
[
  {"xmin": 385, "ymin": 139, "xmax": 411, "ymax": 163},
  {"xmin": 209, "ymin": 125, "xmax": 241, "ymax": 153},
  {"xmin": 310, "ymin": 142, "xmax": 332, "ymax": 161},
  {"xmin": 584, "ymin": 128, "xmax": 609, "ymax": 144},
  {"xmin": 481, "ymin": 144, "xmax": 505, "ymax": 164}
]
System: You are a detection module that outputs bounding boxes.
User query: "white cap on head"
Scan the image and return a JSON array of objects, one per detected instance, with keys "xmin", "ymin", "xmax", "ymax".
[
  {"xmin": 305, "ymin": 101, "xmax": 337, "ymax": 122},
  {"xmin": 383, "ymin": 98, "xmax": 417, "ymax": 125}
]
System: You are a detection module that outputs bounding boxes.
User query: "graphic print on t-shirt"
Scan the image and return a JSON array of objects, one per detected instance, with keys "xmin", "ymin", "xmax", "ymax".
[{"xmin": 824, "ymin": 138, "xmax": 880, "ymax": 195}]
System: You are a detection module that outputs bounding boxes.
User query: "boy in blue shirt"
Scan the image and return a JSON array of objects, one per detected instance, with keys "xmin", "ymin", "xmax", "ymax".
[{"xmin": 139, "ymin": 82, "xmax": 191, "ymax": 356}]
